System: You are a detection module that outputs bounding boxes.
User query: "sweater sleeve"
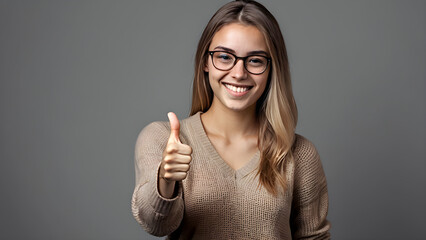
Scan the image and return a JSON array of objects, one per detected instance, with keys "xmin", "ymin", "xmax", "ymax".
[
  {"xmin": 131, "ymin": 121, "xmax": 184, "ymax": 237},
  {"xmin": 290, "ymin": 135, "xmax": 331, "ymax": 239}
]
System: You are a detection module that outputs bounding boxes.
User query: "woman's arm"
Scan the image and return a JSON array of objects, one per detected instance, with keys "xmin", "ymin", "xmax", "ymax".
[
  {"xmin": 290, "ymin": 136, "xmax": 331, "ymax": 239},
  {"xmin": 131, "ymin": 122, "xmax": 184, "ymax": 237}
]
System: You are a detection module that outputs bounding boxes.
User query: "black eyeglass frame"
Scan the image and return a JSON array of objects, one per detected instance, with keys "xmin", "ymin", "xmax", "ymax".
[{"xmin": 207, "ymin": 51, "xmax": 271, "ymax": 75}]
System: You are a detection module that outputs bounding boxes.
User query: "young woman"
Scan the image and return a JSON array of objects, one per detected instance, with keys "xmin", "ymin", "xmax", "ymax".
[{"xmin": 132, "ymin": 1, "xmax": 331, "ymax": 239}]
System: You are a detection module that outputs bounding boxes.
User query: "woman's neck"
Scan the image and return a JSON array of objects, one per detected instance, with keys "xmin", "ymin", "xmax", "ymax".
[{"xmin": 200, "ymin": 99, "xmax": 259, "ymax": 140}]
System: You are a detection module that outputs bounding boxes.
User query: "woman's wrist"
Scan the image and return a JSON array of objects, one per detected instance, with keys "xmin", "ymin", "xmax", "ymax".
[{"xmin": 158, "ymin": 175, "xmax": 177, "ymax": 199}]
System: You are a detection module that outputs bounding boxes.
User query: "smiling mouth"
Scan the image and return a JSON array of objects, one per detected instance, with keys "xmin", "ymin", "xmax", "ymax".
[{"xmin": 222, "ymin": 83, "xmax": 253, "ymax": 93}]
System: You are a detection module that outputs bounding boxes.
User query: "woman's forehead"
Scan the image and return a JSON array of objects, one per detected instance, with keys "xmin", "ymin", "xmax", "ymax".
[{"xmin": 209, "ymin": 23, "xmax": 269, "ymax": 55}]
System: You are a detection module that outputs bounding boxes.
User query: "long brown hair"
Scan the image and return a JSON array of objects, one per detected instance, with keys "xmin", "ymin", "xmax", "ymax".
[{"xmin": 190, "ymin": 0, "xmax": 298, "ymax": 196}]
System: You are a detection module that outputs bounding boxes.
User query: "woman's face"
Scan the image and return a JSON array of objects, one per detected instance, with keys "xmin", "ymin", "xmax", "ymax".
[{"xmin": 205, "ymin": 23, "xmax": 270, "ymax": 113}]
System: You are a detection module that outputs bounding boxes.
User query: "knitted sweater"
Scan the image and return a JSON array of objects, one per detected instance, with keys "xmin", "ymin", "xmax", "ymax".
[{"xmin": 131, "ymin": 111, "xmax": 331, "ymax": 239}]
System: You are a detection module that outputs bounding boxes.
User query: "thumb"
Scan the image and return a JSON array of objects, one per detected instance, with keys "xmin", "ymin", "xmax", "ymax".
[{"xmin": 167, "ymin": 112, "xmax": 181, "ymax": 143}]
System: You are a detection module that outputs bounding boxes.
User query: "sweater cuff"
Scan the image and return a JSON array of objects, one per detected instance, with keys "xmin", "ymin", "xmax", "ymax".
[{"xmin": 148, "ymin": 162, "xmax": 183, "ymax": 216}]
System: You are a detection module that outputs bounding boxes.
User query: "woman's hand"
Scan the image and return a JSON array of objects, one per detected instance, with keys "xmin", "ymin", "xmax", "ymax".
[{"xmin": 158, "ymin": 112, "xmax": 192, "ymax": 198}]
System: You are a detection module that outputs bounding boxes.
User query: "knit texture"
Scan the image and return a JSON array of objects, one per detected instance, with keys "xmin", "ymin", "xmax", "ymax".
[{"xmin": 131, "ymin": 111, "xmax": 331, "ymax": 239}]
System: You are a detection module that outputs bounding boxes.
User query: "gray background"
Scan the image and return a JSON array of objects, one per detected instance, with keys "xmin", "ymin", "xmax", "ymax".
[{"xmin": 1, "ymin": 0, "xmax": 425, "ymax": 239}]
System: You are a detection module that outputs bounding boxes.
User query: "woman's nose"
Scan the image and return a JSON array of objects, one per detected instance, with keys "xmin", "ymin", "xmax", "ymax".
[{"xmin": 231, "ymin": 59, "xmax": 247, "ymax": 80}]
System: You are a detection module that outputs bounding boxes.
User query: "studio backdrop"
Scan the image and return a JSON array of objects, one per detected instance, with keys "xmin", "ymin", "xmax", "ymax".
[{"xmin": 0, "ymin": 0, "xmax": 425, "ymax": 239}]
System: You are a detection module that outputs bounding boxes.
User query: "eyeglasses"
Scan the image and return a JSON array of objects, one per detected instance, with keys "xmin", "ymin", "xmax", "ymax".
[{"xmin": 208, "ymin": 51, "xmax": 271, "ymax": 75}]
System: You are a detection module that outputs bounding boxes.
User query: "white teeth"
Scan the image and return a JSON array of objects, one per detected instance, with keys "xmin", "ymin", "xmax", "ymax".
[{"xmin": 224, "ymin": 83, "xmax": 249, "ymax": 93}]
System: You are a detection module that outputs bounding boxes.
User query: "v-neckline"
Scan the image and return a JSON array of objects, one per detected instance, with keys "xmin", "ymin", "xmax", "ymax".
[{"xmin": 193, "ymin": 111, "xmax": 260, "ymax": 179}]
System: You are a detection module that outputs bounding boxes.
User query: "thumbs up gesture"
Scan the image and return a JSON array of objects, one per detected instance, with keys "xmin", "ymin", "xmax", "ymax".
[{"xmin": 159, "ymin": 112, "xmax": 193, "ymax": 183}]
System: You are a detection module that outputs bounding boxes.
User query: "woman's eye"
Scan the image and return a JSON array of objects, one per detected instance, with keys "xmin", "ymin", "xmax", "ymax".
[
  {"xmin": 218, "ymin": 54, "xmax": 232, "ymax": 60},
  {"xmin": 248, "ymin": 57, "xmax": 265, "ymax": 65}
]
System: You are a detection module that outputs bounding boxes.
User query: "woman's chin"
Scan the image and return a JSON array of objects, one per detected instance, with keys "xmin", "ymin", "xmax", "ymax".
[{"xmin": 224, "ymin": 101, "xmax": 255, "ymax": 113}]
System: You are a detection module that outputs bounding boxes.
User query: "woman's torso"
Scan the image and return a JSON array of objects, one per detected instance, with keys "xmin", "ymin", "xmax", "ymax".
[{"xmin": 164, "ymin": 111, "xmax": 295, "ymax": 239}]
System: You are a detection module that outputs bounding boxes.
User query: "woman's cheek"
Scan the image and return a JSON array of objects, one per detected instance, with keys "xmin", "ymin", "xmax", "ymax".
[{"xmin": 208, "ymin": 71, "xmax": 228, "ymax": 86}]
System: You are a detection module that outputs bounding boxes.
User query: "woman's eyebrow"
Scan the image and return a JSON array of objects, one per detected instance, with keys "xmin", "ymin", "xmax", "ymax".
[
  {"xmin": 247, "ymin": 50, "xmax": 269, "ymax": 56},
  {"xmin": 213, "ymin": 46, "xmax": 268, "ymax": 56},
  {"xmin": 214, "ymin": 46, "xmax": 235, "ymax": 53}
]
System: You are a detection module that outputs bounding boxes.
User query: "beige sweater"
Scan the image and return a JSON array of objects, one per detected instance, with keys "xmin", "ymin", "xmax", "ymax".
[{"xmin": 131, "ymin": 111, "xmax": 331, "ymax": 239}]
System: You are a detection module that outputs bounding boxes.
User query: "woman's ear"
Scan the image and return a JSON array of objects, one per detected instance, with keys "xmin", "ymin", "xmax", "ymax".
[{"xmin": 204, "ymin": 62, "xmax": 209, "ymax": 72}]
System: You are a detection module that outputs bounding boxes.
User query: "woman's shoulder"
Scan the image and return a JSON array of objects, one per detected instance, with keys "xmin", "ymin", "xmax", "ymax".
[
  {"xmin": 291, "ymin": 134, "xmax": 328, "ymax": 209},
  {"xmin": 293, "ymin": 134, "xmax": 319, "ymax": 160},
  {"xmin": 135, "ymin": 121, "xmax": 171, "ymax": 151},
  {"xmin": 138, "ymin": 120, "xmax": 169, "ymax": 138},
  {"xmin": 136, "ymin": 113, "xmax": 198, "ymax": 145},
  {"xmin": 292, "ymin": 134, "xmax": 324, "ymax": 172}
]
